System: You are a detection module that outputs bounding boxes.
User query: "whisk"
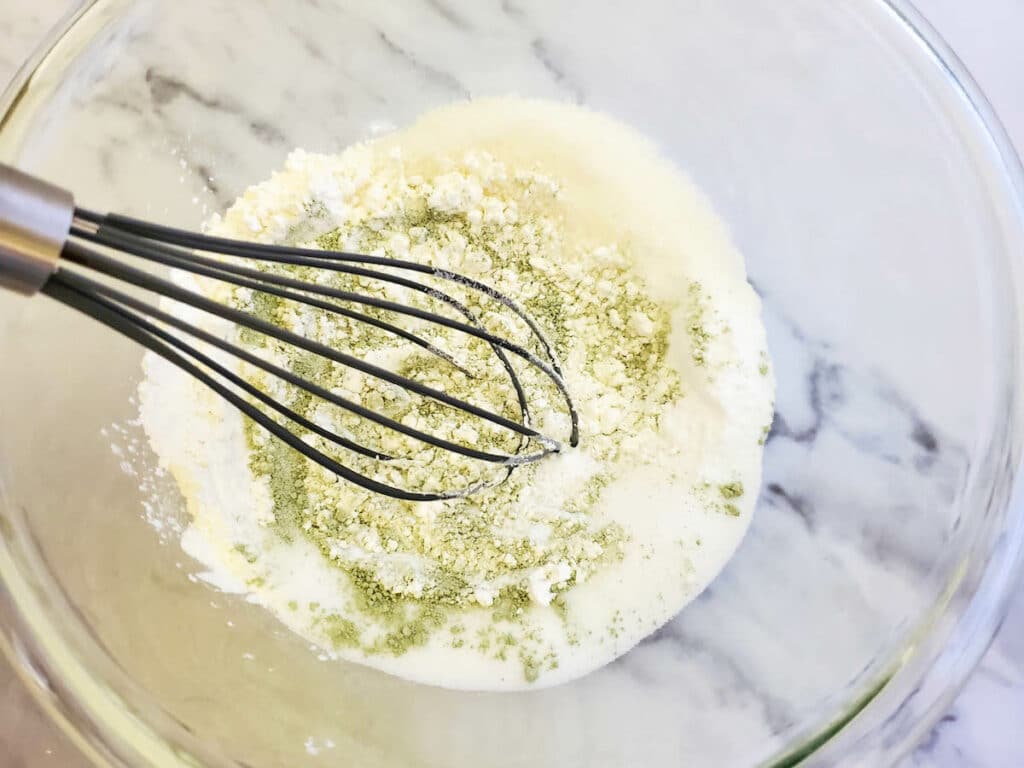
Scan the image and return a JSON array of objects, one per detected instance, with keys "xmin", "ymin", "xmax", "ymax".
[{"xmin": 0, "ymin": 163, "xmax": 578, "ymax": 501}]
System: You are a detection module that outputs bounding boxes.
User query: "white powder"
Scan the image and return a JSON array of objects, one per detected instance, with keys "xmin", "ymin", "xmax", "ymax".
[{"xmin": 139, "ymin": 98, "xmax": 775, "ymax": 690}]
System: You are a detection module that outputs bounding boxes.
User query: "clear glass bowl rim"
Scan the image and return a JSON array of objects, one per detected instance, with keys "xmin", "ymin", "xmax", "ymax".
[{"xmin": 1, "ymin": 1, "xmax": 1023, "ymax": 766}]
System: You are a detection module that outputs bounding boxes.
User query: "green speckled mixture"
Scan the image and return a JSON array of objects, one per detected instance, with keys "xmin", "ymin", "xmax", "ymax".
[{"xmin": 217, "ymin": 149, "xmax": 697, "ymax": 680}]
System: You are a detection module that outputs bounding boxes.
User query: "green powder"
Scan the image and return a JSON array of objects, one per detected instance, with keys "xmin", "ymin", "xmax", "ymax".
[
  {"xmin": 687, "ymin": 282, "xmax": 713, "ymax": 367},
  {"xmin": 719, "ymin": 482, "xmax": 744, "ymax": 500},
  {"xmin": 377, "ymin": 619, "xmax": 434, "ymax": 656},
  {"xmin": 347, "ymin": 567, "xmax": 404, "ymax": 622},
  {"xmin": 608, "ymin": 609, "xmax": 625, "ymax": 639},
  {"xmin": 520, "ymin": 653, "xmax": 542, "ymax": 683},
  {"xmin": 233, "ymin": 543, "xmax": 258, "ymax": 565},
  {"xmin": 228, "ymin": 145, "xmax": 686, "ymax": 680},
  {"xmin": 491, "ymin": 586, "xmax": 532, "ymax": 624},
  {"xmin": 249, "ymin": 435, "xmax": 308, "ymax": 541},
  {"xmin": 321, "ymin": 615, "xmax": 361, "ymax": 648},
  {"xmin": 550, "ymin": 594, "xmax": 569, "ymax": 623}
]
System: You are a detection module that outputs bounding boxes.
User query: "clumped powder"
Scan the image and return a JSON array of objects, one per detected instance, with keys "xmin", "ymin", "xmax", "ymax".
[{"xmin": 139, "ymin": 98, "xmax": 775, "ymax": 690}]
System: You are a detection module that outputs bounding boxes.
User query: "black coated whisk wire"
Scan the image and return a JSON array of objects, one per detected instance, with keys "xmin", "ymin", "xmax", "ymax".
[{"xmin": 41, "ymin": 208, "xmax": 579, "ymax": 501}]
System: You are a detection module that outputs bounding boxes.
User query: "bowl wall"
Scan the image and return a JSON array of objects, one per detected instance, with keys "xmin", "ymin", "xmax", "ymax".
[{"xmin": 1, "ymin": 1, "xmax": 1023, "ymax": 766}]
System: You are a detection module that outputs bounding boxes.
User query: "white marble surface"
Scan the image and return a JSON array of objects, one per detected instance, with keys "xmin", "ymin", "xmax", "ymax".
[{"xmin": 0, "ymin": 1, "xmax": 1022, "ymax": 766}]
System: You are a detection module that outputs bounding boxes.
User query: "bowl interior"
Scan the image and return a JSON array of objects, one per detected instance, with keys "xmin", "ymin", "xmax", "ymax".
[{"xmin": 0, "ymin": 0, "xmax": 1020, "ymax": 766}]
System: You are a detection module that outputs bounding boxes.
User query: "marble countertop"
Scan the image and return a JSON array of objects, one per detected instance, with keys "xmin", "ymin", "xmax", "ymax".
[{"xmin": 0, "ymin": 1, "xmax": 1022, "ymax": 766}]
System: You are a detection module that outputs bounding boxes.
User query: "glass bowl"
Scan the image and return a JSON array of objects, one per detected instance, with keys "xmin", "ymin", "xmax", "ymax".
[{"xmin": 2, "ymin": 0, "xmax": 1023, "ymax": 765}]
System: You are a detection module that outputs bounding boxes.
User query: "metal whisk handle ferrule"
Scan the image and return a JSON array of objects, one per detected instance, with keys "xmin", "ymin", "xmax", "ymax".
[{"xmin": 0, "ymin": 163, "xmax": 74, "ymax": 295}]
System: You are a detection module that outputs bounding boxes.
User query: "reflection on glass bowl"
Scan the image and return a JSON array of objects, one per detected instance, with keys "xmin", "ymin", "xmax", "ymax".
[{"xmin": 0, "ymin": 1, "xmax": 1022, "ymax": 766}]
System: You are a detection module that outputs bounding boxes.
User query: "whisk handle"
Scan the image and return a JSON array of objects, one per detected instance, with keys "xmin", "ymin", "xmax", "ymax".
[{"xmin": 0, "ymin": 163, "xmax": 74, "ymax": 295}]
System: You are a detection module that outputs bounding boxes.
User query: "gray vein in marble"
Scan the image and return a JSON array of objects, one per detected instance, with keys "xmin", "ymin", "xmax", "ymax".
[
  {"xmin": 972, "ymin": 661, "xmax": 1023, "ymax": 690},
  {"xmin": 101, "ymin": 77, "xmax": 237, "ymax": 210},
  {"xmin": 376, "ymin": 30, "xmax": 468, "ymax": 97},
  {"xmin": 763, "ymin": 482, "xmax": 816, "ymax": 531},
  {"xmin": 274, "ymin": 13, "xmax": 334, "ymax": 62},
  {"xmin": 530, "ymin": 38, "xmax": 585, "ymax": 103},
  {"xmin": 422, "ymin": 0, "xmax": 473, "ymax": 30},
  {"xmin": 499, "ymin": 0, "xmax": 527, "ymax": 21},
  {"xmin": 631, "ymin": 621, "xmax": 796, "ymax": 733},
  {"xmin": 759, "ymin": 295, "xmax": 966, "ymax": 575},
  {"xmin": 144, "ymin": 67, "xmax": 287, "ymax": 146},
  {"xmin": 96, "ymin": 136, "xmax": 130, "ymax": 183},
  {"xmin": 911, "ymin": 713, "xmax": 958, "ymax": 759},
  {"xmin": 296, "ymin": 30, "xmax": 327, "ymax": 62},
  {"xmin": 910, "ymin": 423, "xmax": 939, "ymax": 454},
  {"xmin": 193, "ymin": 163, "xmax": 223, "ymax": 200},
  {"xmin": 92, "ymin": 92, "xmax": 145, "ymax": 115},
  {"xmin": 763, "ymin": 309, "xmax": 952, "ymax": 463}
]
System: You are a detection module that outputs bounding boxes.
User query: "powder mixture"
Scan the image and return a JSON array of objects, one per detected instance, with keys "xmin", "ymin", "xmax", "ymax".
[{"xmin": 139, "ymin": 98, "xmax": 775, "ymax": 690}]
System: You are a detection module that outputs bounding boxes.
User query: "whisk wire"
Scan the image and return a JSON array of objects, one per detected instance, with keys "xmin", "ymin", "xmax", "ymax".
[
  {"xmin": 73, "ymin": 225, "xmax": 476, "ymax": 375},
  {"xmin": 73, "ymin": 216, "xmax": 578, "ymax": 443},
  {"xmin": 46, "ymin": 268, "xmax": 390, "ymax": 460},
  {"xmin": 43, "ymin": 273, "xmax": 475, "ymax": 502},
  {"xmin": 77, "ymin": 209, "xmax": 569, "ymax": 381},
  {"xmin": 58, "ymin": 242, "xmax": 559, "ymax": 467},
  {"xmin": 73, "ymin": 219, "xmax": 540, "ymax": 474},
  {"xmin": 61, "ymin": 240, "xmax": 554, "ymax": 447}
]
